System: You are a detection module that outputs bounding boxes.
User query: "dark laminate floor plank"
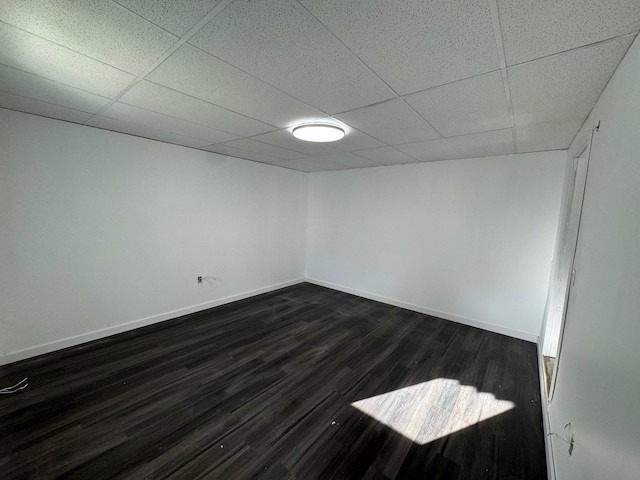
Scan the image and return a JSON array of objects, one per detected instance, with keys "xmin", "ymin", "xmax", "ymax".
[{"xmin": 0, "ymin": 283, "xmax": 547, "ymax": 479}]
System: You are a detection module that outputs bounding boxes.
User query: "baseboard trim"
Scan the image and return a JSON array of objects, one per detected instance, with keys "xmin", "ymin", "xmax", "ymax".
[
  {"xmin": 305, "ymin": 277, "xmax": 538, "ymax": 343},
  {"xmin": 537, "ymin": 338, "xmax": 556, "ymax": 480},
  {"xmin": 3, "ymin": 278, "xmax": 306, "ymax": 365}
]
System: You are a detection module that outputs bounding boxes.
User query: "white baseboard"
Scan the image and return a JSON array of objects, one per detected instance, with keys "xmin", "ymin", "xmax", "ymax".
[
  {"xmin": 4, "ymin": 277, "xmax": 538, "ymax": 365},
  {"xmin": 3, "ymin": 278, "xmax": 305, "ymax": 365},
  {"xmin": 537, "ymin": 338, "xmax": 556, "ymax": 480},
  {"xmin": 305, "ymin": 277, "xmax": 538, "ymax": 343}
]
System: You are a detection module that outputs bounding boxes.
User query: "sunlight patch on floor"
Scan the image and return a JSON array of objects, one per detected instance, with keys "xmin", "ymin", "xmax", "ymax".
[{"xmin": 351, "ymin": 378, "xmax": 515, "ymax": 444}]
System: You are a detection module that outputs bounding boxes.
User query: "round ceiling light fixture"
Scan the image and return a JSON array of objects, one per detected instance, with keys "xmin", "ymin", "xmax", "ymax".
[{"xmin": 292, "ymin": 123, "xmax": 345, "ymax": 142}]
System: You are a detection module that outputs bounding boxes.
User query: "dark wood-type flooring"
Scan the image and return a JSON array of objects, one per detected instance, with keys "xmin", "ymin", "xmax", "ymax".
[{"xmin": 0, "ymin": 283, "xmax": 546, "ymax": 479}]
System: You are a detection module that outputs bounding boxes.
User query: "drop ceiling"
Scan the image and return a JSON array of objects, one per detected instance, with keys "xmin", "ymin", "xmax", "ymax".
[{"xmin": 0, "ymin": 0, "xmax": 638, "ymax": 172}]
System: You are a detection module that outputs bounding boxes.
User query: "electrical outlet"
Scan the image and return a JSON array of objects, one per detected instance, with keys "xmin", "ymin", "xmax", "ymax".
[{"xmin": 197, "ymin": 276, "xmax": 203, "ymax": 284}]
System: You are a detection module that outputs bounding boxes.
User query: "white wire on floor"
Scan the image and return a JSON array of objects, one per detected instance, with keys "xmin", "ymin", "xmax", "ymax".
[{"xmin": 0, "ymin": 377, "xmax": 28, "ymax": 394}]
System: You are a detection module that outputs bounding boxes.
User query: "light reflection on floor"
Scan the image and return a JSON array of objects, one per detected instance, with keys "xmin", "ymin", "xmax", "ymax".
[{"xmin": 351, "ymin": 378, "xmax": 515, "ymax": 444}]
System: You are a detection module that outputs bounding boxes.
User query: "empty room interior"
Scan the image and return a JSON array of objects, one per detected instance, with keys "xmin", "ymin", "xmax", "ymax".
[{"xmin": 1, "ymin": 1, "xmax": 639, "ymax": 479}]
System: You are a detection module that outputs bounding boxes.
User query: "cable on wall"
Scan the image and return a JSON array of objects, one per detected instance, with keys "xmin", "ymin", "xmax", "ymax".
[{"xmin": 547, "ymin": 423, "xmax": 575, "ymax": 455}]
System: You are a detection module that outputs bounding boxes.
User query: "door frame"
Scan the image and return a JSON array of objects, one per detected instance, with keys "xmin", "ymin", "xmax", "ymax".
[{"xmin": 542, "ymin": 125, "xmax": 595, "ymax": 401}]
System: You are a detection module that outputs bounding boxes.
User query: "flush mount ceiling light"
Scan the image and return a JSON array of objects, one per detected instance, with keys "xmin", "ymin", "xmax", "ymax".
[{"xmin": 292, "ymin": 123, "xmax": 345, "ymax": 142}]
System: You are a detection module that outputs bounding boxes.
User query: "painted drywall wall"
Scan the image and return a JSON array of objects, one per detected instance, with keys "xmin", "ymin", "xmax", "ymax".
[
  {"xmin": 0, "ymin": 109, "xmax": 308, "ymax": 363},
  {"xmin": 547, "ymin": 36, "xmax": 640, "ymax": 480},
  {"xmin": 0, "ymin": 127, "xmax": 21, "ymax": 363},
  {"xmin": 306, "ymin": 152, "xmax": 565, "ymax": 340}
]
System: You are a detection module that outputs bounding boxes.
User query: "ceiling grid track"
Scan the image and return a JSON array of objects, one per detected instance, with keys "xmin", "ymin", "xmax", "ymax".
[
  {"xmin": 84, "ymin": 0, "xmax": 237, "ymax": 125},
  {"xmin": 569, "ymin": 31, "xmax": 639, "ymax": 148},
  {"xmin": 293, "ymin": 0, "xmax": 465, "ymax": 163},
  {"xmin": 488, "ymin": 0, "xmax": 518, "ymax": 154},
  {"xmin": 293, "ymin": 0, "xmax": 447, "ymax": 140},
  {"xmin": 293, "ymin": 0, "xmax": 399, "ymax": 101},
  {"xmin": 184, "ymin": 41, "xmax": 328, "ymax": 119},
  {"xmin": 509, "ymin": 31, "xmax": 639, "ymax": 69},
  {"xmin": 0, "ymin": 18, "xmax": 141, "ymax": 100},
  {"xmin": 2, "ymin": 0, "xmax": 637, "ymax": 171}
]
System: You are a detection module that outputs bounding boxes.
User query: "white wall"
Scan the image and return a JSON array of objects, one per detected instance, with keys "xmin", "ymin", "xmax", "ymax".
[
  {"xmin": 0, "ymin": 109, "xmax": 308, "ymax": 364},
  {"xmin": 306, "ymin": 152, "xmax": 565, "ymax": 340},
  {"xmin": 547, "ymin": 36, "xmax": 640, "ymax": 480}
]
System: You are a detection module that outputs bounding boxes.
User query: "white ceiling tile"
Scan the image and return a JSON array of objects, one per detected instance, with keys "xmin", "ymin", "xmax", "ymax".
[
  {"xmin": 288, "ymin": 164, "xmax": 323, "ymax": 172},
  {"xmin": 189, "ymin": 0, "xmax": 393, "ymax": 113},
  {"xmin": 300, "ymin": 0, "xmax": 499, "ymax": 95},
  {"xmin": 202, "ymin": 143, "xmax": 284, "ymax": 163},
  {"xmin": 285, "ymin": 163, "xmax": 326, "ymax": 172},
  {"xmin": 250, "ymin": 130, "xmax": 342, "ymax": 156},
  {"xmin": 88, "ymin": 115, "xmax": 212, "ymax": 148},
  {"xmin": 1, "ymin": 0, "xmax": 177, "ymax": 74},
  {"xmin": 292, "ymin": 156, "xmax": 350, "ymax": 171},
  {"xmin": 238, "ymin": 157, "xmax": 315, "ymax": 172},
  {"xmin": 100, "ymin": 102, "xmax": 240, "ymax": 144},
  {"xmin": 352, "ymin": 146, "xmax": 418, "ymax": 166},
  {"xmin": 0, "ymin": 93, "xmax": 93, "ymax": 124},
  {"xmin": 445, "ymin": 129, "xmax": 515, "ymax": 158},
  {"xmin": 112, "ymin": 0, "xmax": 223, "ymax": 36},
  {"xmin": 336, "ymin": 99, "xmax": 440, "ymax": 145},
  {"xmin": 221, "ymin": 138, "xmax": 308, "ymax": 160},
  {"xmin": 148, "ymin": 45, "xmax": 323, "ymax": 127},
  {"xmin": 0, "ymin": 23, "xmax": 135, "ymax": 98},
  {"xmin": 498, "ymin": 0, "xmax": 640, "ymax": 65},
  {"xmin": 2, "ymin": 1, "xmax": 632, "ymax": 170},
  {"xmin": 509, "ymin": 37, "xmax": 634, "ymax": 126},
  {"xmin": 259, "ymin": 160, "xmax": 326, "ymax": 172},
  {"xmin": 333, "ymin": 128, "xmax": 386, "ymax": 151},
  {"xmin": 120, "ymin": 81, "xmax": 274, "ymax": 137},
  {"xmin": 515, "ymin": 119, "xmax": 584, "ymax": 154},
  {"xmin": 404, "ymin": 72, "xmax": 511, "ymax": 137},
  {"xmin": 310, "ymin": 152, "xmax": 380, "ymax": 168},
  {"xmin": 0, "ymin": 64, "xmax": 110, "ymax": 113},
  {"xmin": 395, "ymin": 139, "xmax": 464, "ymax": 163}
]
